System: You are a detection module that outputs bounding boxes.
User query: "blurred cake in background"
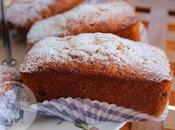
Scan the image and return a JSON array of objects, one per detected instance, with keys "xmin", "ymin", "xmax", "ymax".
[
  {"xmin": 6, "ymin": 0, "xmax": 84, "ymax": 35},
  {"xmin": 27, "ymin": 0, "xmax": 141, "ymax": 49}
]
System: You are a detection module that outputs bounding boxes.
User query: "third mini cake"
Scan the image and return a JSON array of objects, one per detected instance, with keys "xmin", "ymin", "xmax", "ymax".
[
  {"xmin": 27, "ymin": 0, "xmax": 141, "ymax": 49},
  {"xmin": 20, "ymin": 33, "xmax": 172, "ymax": 117},
  {"xmin": 6, "ymin": 0, "xmax": 84, "ymax": 35}
]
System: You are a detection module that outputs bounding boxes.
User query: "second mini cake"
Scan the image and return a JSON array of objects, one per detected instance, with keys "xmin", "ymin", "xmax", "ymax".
[
  {"xmin": 20, "ymin": 33, "xmax": 172, "ymax": 117},
  {"xmin": 27, "ymin": 0, "xmax": 141, "ymax": 49},
  {"xmin": 6, "ymin": 0, "xmax": 84, "ymax": 35}
]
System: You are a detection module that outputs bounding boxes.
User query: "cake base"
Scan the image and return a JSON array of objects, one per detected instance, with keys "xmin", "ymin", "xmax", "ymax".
[{"xmin": 21, "ymin": 72, "xmax": 171, "ymax": 117}]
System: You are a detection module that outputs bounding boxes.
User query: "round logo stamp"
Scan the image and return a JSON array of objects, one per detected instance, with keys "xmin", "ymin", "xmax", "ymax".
[{"xmin": 0, "ymin": 81, "xmax": 37, "ymax": 130}]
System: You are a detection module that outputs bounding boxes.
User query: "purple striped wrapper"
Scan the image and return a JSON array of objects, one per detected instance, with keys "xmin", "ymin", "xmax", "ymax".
[{"xmin": 31, "ymin": 97, "xmax": 168, "ymax": 124}]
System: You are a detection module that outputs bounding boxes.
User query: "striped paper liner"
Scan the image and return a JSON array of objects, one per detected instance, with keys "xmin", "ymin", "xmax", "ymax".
[{"xmin": 31, "ymin": 97, "xmax": 169, "ymax": 124}]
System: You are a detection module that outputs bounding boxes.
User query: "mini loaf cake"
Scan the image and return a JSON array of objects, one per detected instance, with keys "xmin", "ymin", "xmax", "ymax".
[
  {"xmin": 6, "ymin": 0, "xmax": 83, "ymax": 35},
  {"xmin": 20, "ymin": 33, "xmax": 172, "ymax": 116},
  {"xmin": 0, "ymin": 65, "xmax": 21, "ymax": 84},
  {"xmin": 27, "ymin": 0, "xmax": 141, "ymax": 49}
]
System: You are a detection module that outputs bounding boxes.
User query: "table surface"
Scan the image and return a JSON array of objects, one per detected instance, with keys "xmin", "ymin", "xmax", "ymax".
[
  {"xmin": 5, "ymin": 112, "xmax": 125, "ymax": 130},
  {"xmin": 26, "ymin": 117, "xmax": 125, "ymax": 130}
]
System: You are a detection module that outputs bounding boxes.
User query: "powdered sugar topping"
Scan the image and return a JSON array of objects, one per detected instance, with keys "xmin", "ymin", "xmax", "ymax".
[
  {"xmin": 21, "ymin": 33, "xmax": 172, "ymax": 82},
  {"xmin": 7, "ymin": 0, "xmax": 56, "ymax": 27},
  {"xmin": 27, "ymin": 1, "xmax": 135, "ymax": 45}
]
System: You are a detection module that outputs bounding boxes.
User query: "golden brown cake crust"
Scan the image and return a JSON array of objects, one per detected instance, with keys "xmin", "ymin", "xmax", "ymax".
[
  {"xmin": 21, "ymin": 72, "xmax": 171, "ymax": 116},
  {"xmin": 20, "ymin": 33, "xmax": 172, "ymax": 116},
  {"xmin": 27, "ymin": 0, "xmax": 141, "ymax": 48},
  {"xmin": 6, "ymin": 0, "xmax": 83, "ymax": 35}
]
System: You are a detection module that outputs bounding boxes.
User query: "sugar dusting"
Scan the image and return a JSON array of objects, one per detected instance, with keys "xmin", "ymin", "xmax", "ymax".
[
  {"xmin": 21, "ymin": 33, "xmax": 172, "ymax": 82},
  {"xmin": 27, "ymin": 1, "xmax": 135, "ymax": 45}
]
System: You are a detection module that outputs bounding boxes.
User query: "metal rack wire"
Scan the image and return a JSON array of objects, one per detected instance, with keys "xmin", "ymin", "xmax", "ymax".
[{"xmin": 0, "ymin": 0, "xmax": 16, "ymax": 66}]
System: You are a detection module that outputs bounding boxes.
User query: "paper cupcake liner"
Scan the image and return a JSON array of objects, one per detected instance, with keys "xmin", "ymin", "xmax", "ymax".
[{"xmin": 31, "ymin": 97, "xmax": 169, "ymax": 124}]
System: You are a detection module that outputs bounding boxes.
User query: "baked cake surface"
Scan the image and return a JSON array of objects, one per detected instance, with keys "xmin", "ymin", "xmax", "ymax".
[
  {"xmin": 27, "ymin": 0, "xmax": 140, "ymax": 48},
  {"xmin": 6, "ymin": 0, "xmax": 83, "ymax": 34},
  {"xmin": 0, "ymin": 65, "xmax": 21, "ymax": 84},
  {"xmin": 20, "ymin": 33, "xmax": 172, "ymax": 116}
]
